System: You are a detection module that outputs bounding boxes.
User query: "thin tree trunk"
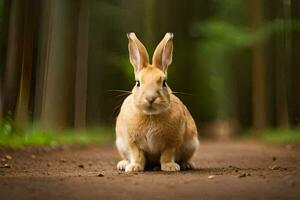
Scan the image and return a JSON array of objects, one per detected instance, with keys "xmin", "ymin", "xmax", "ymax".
[
  {"xmin": 74, "ymin": 0, "xmax": 89, "ymax": 129},
  {"xmin": 144, "ymin": 0, "xmax": 155, "ymax": 50},
  {"xmin": 274, "ymin": 1, "xmax": 289, "ymax": 127},
  {"xmin": 38, "ymin": 0, "xmax": 78, "ymax": 129},
  {"xmin": 288, "ymin": 0, "xmax": 300, "ymax": 126},
  {"xmin": 15, "ymin": 0, "xmax": 37, "ymax": 129},
  {"xmin": 2, "ymin": 0, "xmax": 24, "ymax": 118},
  {"xmin": 249, "ymin": 0, "xmax": 267, "ymax": 130},
  {"xmin": 0, "ymin": 0, "xmax": 9, "ymax": 120}
]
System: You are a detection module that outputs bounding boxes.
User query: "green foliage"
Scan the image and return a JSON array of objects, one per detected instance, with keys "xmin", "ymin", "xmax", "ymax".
[
  {"xmin": 191, "ymin": 18, "xmax": 300, "ymax": 122},
  {"xmin": 0, "ymin": 114, "xmax": 14, "ymax": 136},
  {"xmin": 260, "ymin": 129, "xmax": 300, "ymax": 144},
  {"xmin": 243, "ymin": 128, "xmax": 300, "ymax": 144},
  {"xmin": 197, "ymin": 19, "xmax": 300, "ymax": 49},
  {"xmin": 0, "ymin": 125, "xmax": 115, "ymax": 148}
]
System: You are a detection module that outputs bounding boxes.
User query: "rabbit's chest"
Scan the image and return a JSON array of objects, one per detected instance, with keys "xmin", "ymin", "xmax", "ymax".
[{"xmin": 136, "ymin": 126, "xmax": 166, "ymax": 154}]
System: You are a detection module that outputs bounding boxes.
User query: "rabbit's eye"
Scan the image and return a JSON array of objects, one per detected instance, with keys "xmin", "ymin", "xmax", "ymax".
[
  {"xmin": 162, "ymin": 80, "xmax": 167, "ymax": 87},
  {"xmin": 136, "ymin": 81, "xmax": 140, "ymax": 87}
]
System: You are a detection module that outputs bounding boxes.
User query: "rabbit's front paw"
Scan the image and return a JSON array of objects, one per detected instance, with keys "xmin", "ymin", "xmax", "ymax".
[
  {"xmin": 117, "ymin": 160, "xmax": 129, "ymax": 171},
  {"xmin": 161, "ymin": 162, "xmax": 180, "ymax": 172},
  {"xmin": 125, "ymin": 163, "xmax": 144, "ymax": 172}
]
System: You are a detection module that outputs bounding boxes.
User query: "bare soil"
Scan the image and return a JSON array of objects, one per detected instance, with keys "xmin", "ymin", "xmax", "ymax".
[{"xmin": 0, "ymin": 140, "xmax": 299, "ymax": 200}]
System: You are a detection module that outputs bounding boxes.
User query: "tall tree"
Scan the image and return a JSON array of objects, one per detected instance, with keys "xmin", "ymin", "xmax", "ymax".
[
  {"xmin": 0, "ymin": 0, "xmax": 9, "ymax": 120},
  {"xmin": 74, "ymin": 0, "xmax": 89, "ymax": 129},
  {"xmin": 2, "ymin": 0, "xmax": 24, "ymax": 119},
  {"xmin": 288, "ymin": 0, "xmax": 300, "ymax": 126},
  {"xmin": 15, "ymin": 0, "xmax": 39, "ymax": 129},
  {"xmin": 249, "ymin": 0, "xmax": 267, "ymax": 130},
  {"xmin": 37, "ymin": 0, "xmax": 78, "ymax": 129}
]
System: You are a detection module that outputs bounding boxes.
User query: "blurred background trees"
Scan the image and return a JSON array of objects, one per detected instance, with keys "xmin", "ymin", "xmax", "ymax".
[{"xmin": 0, "ymin": 0, "xmax": 299, "ymax": 137}]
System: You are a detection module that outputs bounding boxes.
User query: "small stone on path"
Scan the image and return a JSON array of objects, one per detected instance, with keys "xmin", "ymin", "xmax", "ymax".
[
  {"xmin": 5, "ymin": 155, "xmax": 12, "ymax": 160},
  {"xmin": 78, "ymin": 164, "xmax": 84, "ymax": 168},
  {"xmin": 208, "ymin": 175, "xmax": 215, "ymax": 179}
]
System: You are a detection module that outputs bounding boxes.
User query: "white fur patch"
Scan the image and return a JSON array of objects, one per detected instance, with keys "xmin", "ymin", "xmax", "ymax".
[
  {"xmin": 116, "ymin": 137, "xmax": 131, "ymax": 161},
  {"xmin": 116, "ymin": 137, "xmax": 127, "ymax": 152}
]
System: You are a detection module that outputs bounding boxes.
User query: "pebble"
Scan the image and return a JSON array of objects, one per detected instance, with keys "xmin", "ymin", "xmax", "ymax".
[
  {"xmin": 78, "ymin": 164, "xmax": 84, "ymax": 168},
  {"xmin": 97, "ymin": 173, "xmax": 104, "ymax": 177},
  {"xmin": 269, "ymin": 165, "xmax": 280, "ymax": 170},
  {"xmin": 259, "ymin": 174, "xmax": 266, "ymax": 179},
  {"xmin": 208, "ymin": 175, "xmax": 215, "ymax": 179},
  {"xmin": 3, "ymin": 163, "xmax": 11, "ymax": 168},
  {"xmin": 5, "ymin": 155, "xmax": 12, "ymax": 160},
  {"xmin": 237, "ymin": 173, "xmax": 246, "ymax": 178}
]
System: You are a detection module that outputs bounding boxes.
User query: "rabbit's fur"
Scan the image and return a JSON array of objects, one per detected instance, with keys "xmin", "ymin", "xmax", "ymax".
[{"xmin": 116, "ymin": 33, "xmax": 199, "ymax": 172}]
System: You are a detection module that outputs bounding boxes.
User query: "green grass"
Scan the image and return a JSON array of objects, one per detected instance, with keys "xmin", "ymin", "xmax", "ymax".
[
  {"xmin": 0, "ymin": 125, "xmax": 115, "ymax": 148},
  {"xmin": 243, "ymin": 128, "xmax": 300, "ymax": 144}
]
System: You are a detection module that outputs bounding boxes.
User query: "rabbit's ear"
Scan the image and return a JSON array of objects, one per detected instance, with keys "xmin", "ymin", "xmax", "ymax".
[
  {"xmin": 152, "ymin": 33, "xmax": 173, "ymax": 72},
  {"xmin": 127, "ymin": 32, "xmax": 149, "ymax": 72}
]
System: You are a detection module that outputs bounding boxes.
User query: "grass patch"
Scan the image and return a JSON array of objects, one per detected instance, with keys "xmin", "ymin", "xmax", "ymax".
[
  {"xmin": 243, "ymin": 128, "xmax": 300, "ymax": 144},
  {"xmin": 0, "ymin": 125, "xmax": 115, "ymax": 148}
]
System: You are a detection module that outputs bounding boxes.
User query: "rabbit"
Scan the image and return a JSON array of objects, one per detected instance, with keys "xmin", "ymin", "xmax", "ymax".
[{"xmin": 116, "ymin": 32, "xmax": 199, "ymax": 172}]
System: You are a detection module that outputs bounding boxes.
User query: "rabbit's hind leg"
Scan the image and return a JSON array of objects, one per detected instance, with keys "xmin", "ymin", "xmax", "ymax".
[{"xmin": 176, "ymin": 136, "xmax": 199, "ymax": 170}]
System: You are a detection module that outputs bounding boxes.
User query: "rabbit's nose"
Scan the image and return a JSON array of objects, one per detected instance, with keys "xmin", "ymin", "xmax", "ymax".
[{"xmin": 145, "ymin": 96, "xmax": 157, "ymax": 105}]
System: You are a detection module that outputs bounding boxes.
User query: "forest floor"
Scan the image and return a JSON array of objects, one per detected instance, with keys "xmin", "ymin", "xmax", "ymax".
[{"xmin": 0, "ymin": 140, "xmax": 299, "ymax": 200}]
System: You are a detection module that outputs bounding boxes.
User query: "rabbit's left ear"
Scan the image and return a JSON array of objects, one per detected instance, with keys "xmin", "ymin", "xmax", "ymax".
[
  {"xmin": 127, "ymin": 32, "xmax": 149, "ymax": 73},
  {"xmin": 152, "ymin": 33, "xmax": 173, "ymax": 72}
]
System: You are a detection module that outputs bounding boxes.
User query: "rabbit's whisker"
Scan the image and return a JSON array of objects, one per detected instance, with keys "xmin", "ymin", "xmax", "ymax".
[
  {"xmin": 172, "ymin": 91, "xmax": 193, "ymax": 96},
  {"xmin": 116, "ymin": 93, "xmax": 131, "ymax": 98},
  {"xmin": 105, "ymin": 89, "xmax": 132, "ymax": 94}
]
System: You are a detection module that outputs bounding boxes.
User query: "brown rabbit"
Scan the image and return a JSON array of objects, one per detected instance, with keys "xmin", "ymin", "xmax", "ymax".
[{"xmin": 116, "ymin": 33, "xmax": 199, "ymax": 172}]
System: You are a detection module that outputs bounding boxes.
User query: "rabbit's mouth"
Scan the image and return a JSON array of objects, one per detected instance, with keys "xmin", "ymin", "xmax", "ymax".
[{"xmin": 139, "ymin": 102, "xmax": 169, "ymax": 115}]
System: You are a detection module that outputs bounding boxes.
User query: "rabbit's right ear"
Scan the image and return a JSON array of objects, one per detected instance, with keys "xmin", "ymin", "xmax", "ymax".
[
  {"xmin": 152, "ymin": 33, "xmax": 173, "ymax": 73},
  {"xmin": 127, "ymin": 33, "xmax": 149, "ymax": 73}
]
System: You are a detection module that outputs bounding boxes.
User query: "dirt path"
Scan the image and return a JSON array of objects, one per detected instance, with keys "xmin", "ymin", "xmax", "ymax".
[{"xmin": 0, "ymin": 140, "xmax": 299, "ymax": 200}]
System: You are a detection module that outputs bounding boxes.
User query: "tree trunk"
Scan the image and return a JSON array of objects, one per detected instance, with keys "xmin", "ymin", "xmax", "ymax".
[
  {"xmin": 249, "ymin": 0, "xmax": 267, "ymax": 130},
  {"xmin": 38, "ymin": 0, "xmax": 78, "ymax": 129},
  {"xmin": 2, "ymin": 0, "xmax": 24, "ymax": 118},
  {"xmin": 74, "ymin": 0, "xmax": 89, "ymax": 129},
  {"xmin": 288, "ymin": 0, "xmax": 300, "ymax": 126},
  {"xmin": 0, "ymin": 0, "xmax": 9, "ymax": 120},
  {"xmin": 14, "ymin": 0, "xmax": 38, "ymax": 129}
]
